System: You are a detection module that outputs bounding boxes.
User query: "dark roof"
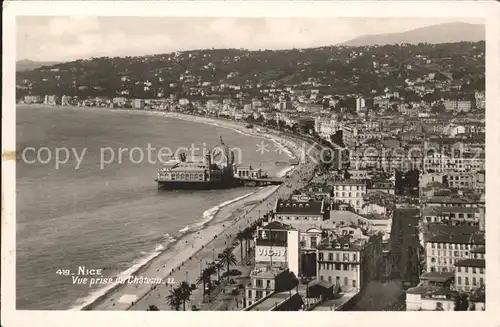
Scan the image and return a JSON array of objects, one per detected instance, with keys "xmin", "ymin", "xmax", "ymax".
[
  {"xmin": 423, "ymin": 223, "xmax": 485, "ymax": 245},
  {"xmin": 422, "ymin": 206, "xmax": 478, "ymax": 216},
  {"xmin": 276, "ymin": 199, "xmax": 324, "ymax": 215},
  {"xmin": 470, "ymin": 286, "xmax": 485, "ymax": 303},
  {"xmin": 419, "ymin": 272, "xmax": 454, "ymax": 282},
  {"xmin": 455, "ymin": 258, "xmax": 485, "ymax": 268},
  {"xmin": 406, "ymin": 285, "xmax": 457, "ymax": 299},
  {"xmin": 424, "ymin": 195, "xmax": 479, "ymax": 204},
  {"xmin": 471, "ymin": 246, "xmax": 486, "ymax": 254},
  {"xmin": 261, "ymin": 221, "xmax": 293, "ymax": 230}
]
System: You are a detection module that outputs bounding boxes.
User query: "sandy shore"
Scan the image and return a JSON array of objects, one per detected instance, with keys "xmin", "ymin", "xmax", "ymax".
[{"xmin": 19, "ymin": 104, "xmax": 318, "ymax": 310}]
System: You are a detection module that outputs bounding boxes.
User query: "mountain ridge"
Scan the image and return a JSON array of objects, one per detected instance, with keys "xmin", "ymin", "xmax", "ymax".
[
  {"xmin": 341, "ymin": 22, "xmax": 485, "ymax": 46},
  {"xmin": 17, "ymin": 59, "xmax": 62, "ymax": 72}
]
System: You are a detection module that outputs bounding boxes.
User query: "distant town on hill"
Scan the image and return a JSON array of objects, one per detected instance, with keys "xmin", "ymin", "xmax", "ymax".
[{"xmin": 16, "ymin": 41, "xmax": 485, "ymax": 105}]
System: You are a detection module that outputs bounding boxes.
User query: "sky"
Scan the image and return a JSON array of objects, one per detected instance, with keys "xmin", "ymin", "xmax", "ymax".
[{"xmin": 16, "ymin": 17, "xmax": 481, "ymax": 62}]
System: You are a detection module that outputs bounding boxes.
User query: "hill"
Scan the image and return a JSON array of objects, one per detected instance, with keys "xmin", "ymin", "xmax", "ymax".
[
  {"xmin": 342, "ymin": 22, "xmax": 485, "ymax": 46},
  {"xmin": 15, "ymin": 41, "xmax": 485, "ymax": 100},
  {"xmin": 17, "ymin": 60, "xmax": 62, "ymax": 72}
]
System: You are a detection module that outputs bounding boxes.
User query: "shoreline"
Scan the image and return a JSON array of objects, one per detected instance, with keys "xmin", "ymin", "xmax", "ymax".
[{"xmin": 17, "ymin": 104, "xmax": 312, "ymax": 310}]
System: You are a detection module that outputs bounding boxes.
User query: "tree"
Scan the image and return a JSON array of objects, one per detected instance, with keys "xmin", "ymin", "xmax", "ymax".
[
  {"xmin": 220, "ymin": 247, "xmax": 238, "ymax": 276},
  {"xmin": 197, "ymin": 265, "xmax": 216, "ymax": 302},
  {"xmin": 214, "ymin": 260, "xmax": 224, "ymax": 281},
  {"xmin": 454, "ymin": 293, "xmax": 469, "ymax": 311},
  {"xmin": 243, "ymin": 228, "xmax": 254, "ymax": 262},
  {"xmin": 166, "ymin": 287, "xmax": 183, "ymax": 311},
  {"xmin": 147, "ymin": 304, "xmax": 159, "ymax": 311},
  {"xmin": 236, "ymin": 231, "xmax": 245, "ymax": 264},
  {"xmin": 431, "ymin": 102, "xmax": 446, "ymax": 114},
  {"xmin": 178, "ymin": 281, "xmax": 194, "ymax": 311}
]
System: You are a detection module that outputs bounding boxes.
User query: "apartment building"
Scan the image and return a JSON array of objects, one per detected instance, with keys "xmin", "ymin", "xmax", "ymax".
[
  {"xmin": 454, "ymin": 246, "xmax": 485, "ymax": 293},
  {"xmin": 423, "ymin": 223, "xmax": 485, "ymax": 273},
  {"xmin": 332, "ymin": 180, "xmax": 366, "ymax": 213},
  {"xmin": 422, "ymin": 206, "xmax": 479, "ymax": 226},
  {"xmin": 245, "ymin": 266, "xmax": 297, "ymax": 307},
  {"xmin": 447, "ymin": 171, "xmax": 474, "ymax": 189},
  {"xmin": 273, "ymin": 195, "xmax": 328, "ymax": 230},
  {"xmin": 316, "ymin": 232, "xmax": 383, "ymax": 293},
  {"xmin": 406, "ymin": 272, "xmax": 456, "ymax": 311}
]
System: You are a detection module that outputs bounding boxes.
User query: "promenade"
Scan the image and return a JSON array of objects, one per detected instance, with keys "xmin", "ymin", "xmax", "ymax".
[{"xmin": 87, "ymin": 133, "xmax": 318, "ymax": 311}]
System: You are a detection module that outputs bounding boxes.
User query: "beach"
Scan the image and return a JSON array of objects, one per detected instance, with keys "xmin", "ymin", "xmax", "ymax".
[
  {"xmin": 77, "ymin": 108, "xmax": 317, "ymax": 311},
  {"xmin": 16, "ymin": 104, "xmax": 317, "ymax": 310}
]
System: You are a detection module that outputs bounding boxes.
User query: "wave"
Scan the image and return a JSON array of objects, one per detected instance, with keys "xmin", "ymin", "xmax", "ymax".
[
  {"xmin": 277, "ymin": 166, "xmax": 296, "ymax": 178},
  {"xmin": 71, "ymin": 189, "xmax": 261, "ymax": 310},
  {"xmin": 70, "ymin": 235, "xmax": 178, "ymax": 311}
]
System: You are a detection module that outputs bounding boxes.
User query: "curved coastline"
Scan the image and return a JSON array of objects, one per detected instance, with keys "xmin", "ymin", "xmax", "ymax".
[{"xmin": 17, "ymin": 105, "xmax": 306, "ymax": 310}]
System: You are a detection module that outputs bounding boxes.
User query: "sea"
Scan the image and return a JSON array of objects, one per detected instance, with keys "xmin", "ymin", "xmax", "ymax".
[{"xmin": 15, "ymin": 105, "xmax": 292, "ymax": 310}]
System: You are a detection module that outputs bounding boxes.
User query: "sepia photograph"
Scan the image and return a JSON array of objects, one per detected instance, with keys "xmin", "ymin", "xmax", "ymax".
[{"xmin": 2, "ymin": 1, "xmax": 500, "ymax": 327}]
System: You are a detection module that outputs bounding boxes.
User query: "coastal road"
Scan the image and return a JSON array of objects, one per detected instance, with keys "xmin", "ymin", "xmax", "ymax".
[{"xmin": 88, "ymin": 136, "xmax": 318, "ymax": 311}]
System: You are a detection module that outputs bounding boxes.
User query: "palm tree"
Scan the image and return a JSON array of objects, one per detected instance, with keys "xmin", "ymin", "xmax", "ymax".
[
  {"xmin": 147, "ymin": 304, "xmax": 159, "ymax": 311},
  {"xmin": 166, "ymin": 287, "xmax": 183, "ymax": 311},
  {"xmin": 220, "ymin": 247, "xmax": 238, "ymax": 276},
  {"xmin": 197, "ymin": 265, "xmax": 216, "ymax": 302},
  {"xmin": 178, "ymin": 281, "xmax": 193, "ymax": 311},
  {"xmin": 244, "ymin": 228, "xmax": 254, "ymax": 260},
  {"xmin": 214, "ymin": 260, "xmax": 224, "ymax": 281},
  {"xmin": 236, "ymin": 231, "xmax": 245, "ymax": 264}
]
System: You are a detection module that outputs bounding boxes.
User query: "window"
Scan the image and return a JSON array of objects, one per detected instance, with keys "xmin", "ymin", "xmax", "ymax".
[
  {"xmin": 319, "ymin": 253, "xmax": 324, "ymax": 261},
  {"xmin": 266, "ymin": 280, "xmax": 271, "ymax": 288},
  {"xmin": 320, "ymin": 275, "xmax": 324, "ymax": 281},
  {"xmin": 328, "ymin": 276, "xmax": 332, "ymax": 283},
  {"xmin": 256, "ymin": 290, "xmax": 263, "ymax": 299},
  {"xmin": 335, "ymin": 263, "xmax": 341, "ymax": 270},
  {"xmin": 479, "ymin": 268, "xmax": 484, "ymax": 274},
  {"xmin": 465, "ymin": 267, "xmax": 469, "ymax": 273},
  {"xmin": 344, "ymin": 277, "xmax": 348, "ymax": 286},
  {"xmin": 352, "ymin": 254, "xmax": 357, "ymax": 261},
  {"xmin": 328, "ymin": 253, "xmax": 333, "ymax": 261},
  {"xmin": 472, "ymin": 277, "xmax": 477, "ymax": 286},
  {"xmin": 311, "ymin": 237, "xmax": 317, "ymax": 248},
  {"xmin": 336, "ymin": 253, "xmax": 340, "ymax": 261},
  {"xmin": 352, "ymin": 280, "xmax": 357, "ymax": 288},
  {"xmin": 256, "ymin": 279, "xmax": 263, "ymax": 288},
  {"xmin": 457, "ymin": 276, "xmax": 462, "ymax": 285},
  {"xmin": 480, "ymin": 278, "xmax": 484, "ymax": 285},
  {"xmin": 343, "ymin": 263, "xmax": 349, "ymax": 271},
  {"xmin": 458, "ymin": 267, "xmax": 461, "ymax": 273},
  {"xmin": 472, "ymin": 267, "xmax": 477, "ymax": 274},
  {"xmin": 465, "ymin": 277, "xmax": 469, "ymax": 285}
]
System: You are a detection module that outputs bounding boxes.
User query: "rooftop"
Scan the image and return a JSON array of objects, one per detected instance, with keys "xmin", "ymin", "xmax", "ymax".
[
  {"xmin": 471, "ymin": 246, "xmax": 486, "ymax": 254},
  {"xmin": 423, "ymin": 195, "xmax": 480, "ymax": 204},
  {"xmin": 261, "ymin": 221, "xmax": 293, "ymax": 231},
  {"xmin": 419, "ymin": 271, "xmax": 454, "ymax": 282},
  {"xmin": 246, "ymin": 292, "xmax": 293, "ymax": 311},
  {"xmin": 422, "ymin": 206, "xmax": 478, "ymax": 216},
  {"xmin": 332, "ymin": 179, "xmax": 367, "ymax": 185},
  {"xmin": 406, "ymin": 285, "xmax": 457, "ymax": 299},
  {"xmin": 423, "ymin": 223, "xmax": 485, "ymax": 245},
  {"xmin": 455, "ymin": 258, "xmax": 485, "ymax": 268},
  {"xmin": 276, "ymin": 199, "xmax": 324, "ymax": 215}
]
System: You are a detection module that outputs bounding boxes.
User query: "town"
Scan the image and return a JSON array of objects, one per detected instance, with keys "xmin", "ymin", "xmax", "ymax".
[{"xmin": 17, "ymin": 40, "xmax": 486, "ymax": 311}]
